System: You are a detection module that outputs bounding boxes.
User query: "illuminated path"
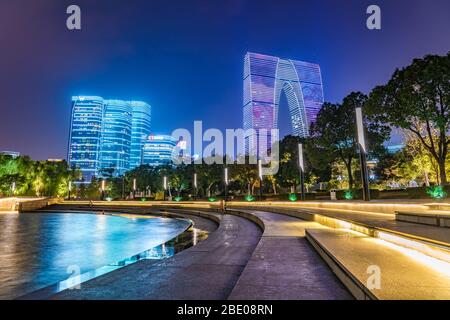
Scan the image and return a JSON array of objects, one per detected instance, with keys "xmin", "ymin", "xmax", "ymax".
[{"xmin": 227, "ymin": 209, "xmax": 351, "ymax": 299}]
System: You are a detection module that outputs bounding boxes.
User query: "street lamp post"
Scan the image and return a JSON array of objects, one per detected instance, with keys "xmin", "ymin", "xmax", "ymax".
[
  {"xmin": 68, "ymin": 181, "xmax": 72, "ymax": 201},
  {"xmin": 258, "ymin": 159, "xmax": 263, "ymax": 201},
  {"xmin": 193, "ymin": 173, "xmax": 197, "ymax": 201},
  {"xmin": 163, "ymin": 176, "xmax": 167, "ymax": 201},
  {"xmin": 298, "ymin": 143, "xmax": 305, "ymax": 201},
  {"xmin": 101, "ymin": 180, "xmax": 106, "ymax": 201},
  {"xmin": 224, "ymin": 167, "xmax": 228, "ymax": 202},
  {"xmin": 356, "ymin": 107, "xmax": 370, "ymax": 201},
  {"xmin": 121, "ymin": 176, "xmax": 125, "ymax": 200}
]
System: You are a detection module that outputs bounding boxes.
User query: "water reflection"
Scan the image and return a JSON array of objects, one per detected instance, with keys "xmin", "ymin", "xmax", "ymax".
[{"xmin": 0, "ymin": 212, "xmax": 193, "ymax": 299}]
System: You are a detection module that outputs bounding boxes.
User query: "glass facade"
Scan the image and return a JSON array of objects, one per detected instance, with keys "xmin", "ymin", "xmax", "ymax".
[
  {"xmin": 67, "ymin": 96, "xmax": 104, "ymax": 182},
  {"xmin": 142, "ymin": 135, "xmax": 177, "ymax": 166},
  {"xmin": 98, "ymin": 100, "xmax": 132, "ymax": 176},
  {"xmin": 243, "ymin": 52, "xmax": 324, "ymax": 154},
  {"xmin": 68, "ymin": 97, "xmax": 151, "ymax": 181},
  {"xmin": 130, "ymin": 101, "xmax": 152, "ymax": 169}
]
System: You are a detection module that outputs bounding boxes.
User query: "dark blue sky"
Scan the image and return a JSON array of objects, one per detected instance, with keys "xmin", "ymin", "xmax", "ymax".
[{"xmin": 0, "ymin": 0, "xmax": 449, "ymax": 159}]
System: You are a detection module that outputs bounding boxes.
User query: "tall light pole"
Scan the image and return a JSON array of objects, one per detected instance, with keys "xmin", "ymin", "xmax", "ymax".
[
  {"xmin": 163, "ymin": 176, "xmax": 167, "ymax": 201},
  {"xmin": 298, "ymin": 143, "xmax": 305, "ymax": 201},
  {"xmin": 121, "ymin": 176, "xmax": 125, "ymax": 200},
  {"xmin": 224, "ymin": 167, "xmax": 228, "ymax": 202},
  {"xmin": 258, "ymin": 159, "xmax": 263, "ymax": 201},
  {"xmin": 133, "ymin": 178, "xmax": 137, "ymax": 199},
  {"xmin": 193, "ymin": 173, "xmax": 197, "ymax": 200},
  {"xmin": 68, "ymin": 181, "xmax": 72, "ymax": 201},
  {"xmin": 356, "ymin": 107, "xmax": 370, "ymax": 201},
  {"xmin": 101, "ymin": 180, "xmax": 106, "ymax": 201}
]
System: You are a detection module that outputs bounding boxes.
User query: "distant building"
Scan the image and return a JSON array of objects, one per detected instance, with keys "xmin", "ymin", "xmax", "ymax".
[
  {"xmin": 67, "ymin": 96, "xmax": 151, "ymax": 181},
  {"xmin": 386, "ymin": 144, "xmax": 405, "ymax": 154},
  {"xmin": 98, "ymin": 100, "xmax": 133, "ymax": 176},
  {"xmin": 0, "ymin": 151, "xmax": 20, "ymax": 158},
  {"xmin": 130, "ymin": 101, "xmax": 152, "ymax": 169},
  {"xmin": 243, "ymin": 52, "xmax": 324, "ymax": 155},
  {"xmin": 142, "ymin": 135, "xmax": 177, "ymax": 166}
]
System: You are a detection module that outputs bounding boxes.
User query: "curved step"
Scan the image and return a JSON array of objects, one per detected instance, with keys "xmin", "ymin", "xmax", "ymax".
[{"xmin": 305, "ymin": 228, "xmax": 450, "ymax": 300}]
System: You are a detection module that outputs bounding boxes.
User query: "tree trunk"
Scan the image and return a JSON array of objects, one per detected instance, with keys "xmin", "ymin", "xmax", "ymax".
[
  {"xmin": 424, "ymin": 171, "xmax": 430, "ymax": 187},
  {"xmin": 346, "ymin": 161, "xmax": 354, "ymax": 189},
  {"xmin": 272, "ymin": 180, "xmax": 277, "ymax": 195},
  {"xmin": 438, "ymin": 159, "xmax": 448, "ymax": 185}
]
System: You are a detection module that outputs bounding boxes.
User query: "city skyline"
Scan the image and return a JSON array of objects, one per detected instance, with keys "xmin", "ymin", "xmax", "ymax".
[
  {"xmin": 1, "ymin": 0, "xmax": 450, "ymax": 160},
  {"xmin": 67, "ymin": 96, "xmax": 151, "ymax": 179}
]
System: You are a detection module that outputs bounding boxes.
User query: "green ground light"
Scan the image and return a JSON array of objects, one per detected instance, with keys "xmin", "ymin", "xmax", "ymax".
[
  {"xmin": 343, "ymin": 190, "xmax": 354, "ymax": 200},
  {"xmin": 174, "ymin": 196, "xmax": 183, "ymax": 202},
  {"xmin": 427, "ymin": 186, "xmax": 447, "ymax": 199},
  {"xmin": 289, "ymin": 193, "xmax": 298, "ymax": 201},
  {"xmin": 208, "ymin": 197, "xmax": 217, "ymax": 202},
  {"xmin": 245, "ymin": 195, "xmax": 255, "ymax": 202}
]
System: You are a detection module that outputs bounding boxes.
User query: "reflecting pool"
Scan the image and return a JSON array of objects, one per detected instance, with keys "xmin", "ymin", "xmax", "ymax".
[{"xmin": 0, "ymin": 212, "xmax": 191, "ymax": 299}]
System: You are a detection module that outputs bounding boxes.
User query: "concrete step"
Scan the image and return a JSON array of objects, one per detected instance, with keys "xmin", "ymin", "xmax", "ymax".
[
  {"xmin": 396, "ymin": 210, "xmax": 450, "ymax": 228},
  {"xmin": 305, "ymin": 228, "xmax": 450, "ymax": 300},
  {"xmin": 424, "ymin": 203, "xmax": 450, "ymax": 211}
]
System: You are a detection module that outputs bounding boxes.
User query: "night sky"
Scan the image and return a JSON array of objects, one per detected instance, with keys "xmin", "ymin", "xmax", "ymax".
[{"xmin": 0, "ymin": 0, "xmax": 449, "ymax": 160}]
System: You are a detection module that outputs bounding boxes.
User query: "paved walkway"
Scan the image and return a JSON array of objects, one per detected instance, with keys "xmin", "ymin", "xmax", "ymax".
[
  {"xmin": 51, "ymin": 213, "xmax": 262, "ymax": 300},
  {"xmin": 239, "ymin": 205, "xmax": 450, "ymax": 246},
  {"xmin": 227, "ymin": 210, "xmax": 352, "ymax": 300}
]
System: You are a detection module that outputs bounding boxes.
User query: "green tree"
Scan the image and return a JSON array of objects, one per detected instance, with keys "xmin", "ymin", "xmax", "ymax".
[
  {"xmin": 308, "ymin": 92, "xmax": 389, "ymax": 188},
  {"xmin": 366, "ymin": 53, "xmax": 450, "ymax": 184}
]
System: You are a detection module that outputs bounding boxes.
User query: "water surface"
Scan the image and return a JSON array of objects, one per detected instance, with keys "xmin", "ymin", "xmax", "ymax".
[{"xmin": 0, "ymin": 212, "xmax": 191, "ymax": 299}]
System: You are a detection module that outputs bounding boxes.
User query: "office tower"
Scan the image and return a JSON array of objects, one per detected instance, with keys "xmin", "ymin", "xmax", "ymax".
[
  {"xmin": 98, "ymin": 100, "xmax": 132, "ymax": 176},
  {"xmin": 67, "ymin": 96, "xmax": 104, "ymax": 182},
  {"xmin": 142, "ymin": 134, "xmax": 177, "ymax": 166},
  {"xmin": 243, "ymin": 52, "xmax": 324, "ymax": 155},
  {"xmin": 67, "ymin": 96, "xmax": 151, "ymax": 181},
  {"xmin": 130, "ymin": 101, "xmax": 152, "ymax": 169}
]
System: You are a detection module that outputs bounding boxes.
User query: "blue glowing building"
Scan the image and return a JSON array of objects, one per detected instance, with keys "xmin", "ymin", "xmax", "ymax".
[
  {"xmin": 98, "ymin": 100, "xmax": 133, "ymax": 176},
  {"xmin": 243, "ymin": 52, "xmax": 324, "ymax": 154},
  {"xmin": 142, "ymin": 134, "xmax": 177, "ymax": 166},
  {"xmin": 68, "ymin": 96, "xmax": 151, "ymax": 181},
  {"xmin": 130, "ymin": 101, "xmax": 152, "ymax": 169}
]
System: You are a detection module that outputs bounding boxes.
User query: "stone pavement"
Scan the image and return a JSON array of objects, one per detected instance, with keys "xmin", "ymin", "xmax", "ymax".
[
  {"xmin": 234, "ymin": 205, "xmax": 450, "ymax": 246},
  {"xmin": 227, "ymin": 210, "xmax": 352, "ymax": 300}
]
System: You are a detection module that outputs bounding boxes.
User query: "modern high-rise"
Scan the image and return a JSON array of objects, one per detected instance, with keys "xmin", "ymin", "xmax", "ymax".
[
  {"xmin": 67, "ymin": 96, "xmax": 104, "ymax": 181},
  {"xmin": 243, "ymin": 52, "xmax": 324, "ymax": 154},
  {"xmin": 98, "ymin": 100, "xmax": 133, "ymax": 176},
  {"xmin": 68, "ymin": 96, "xmax": 151, "ymax": 181},
  {"xmin": 142, "ymin": 134, "xmax": 177, "ymax": 166},
  {"xmin": 130, "ymin": 101, "xmax": 152, "ymax": 169}
]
